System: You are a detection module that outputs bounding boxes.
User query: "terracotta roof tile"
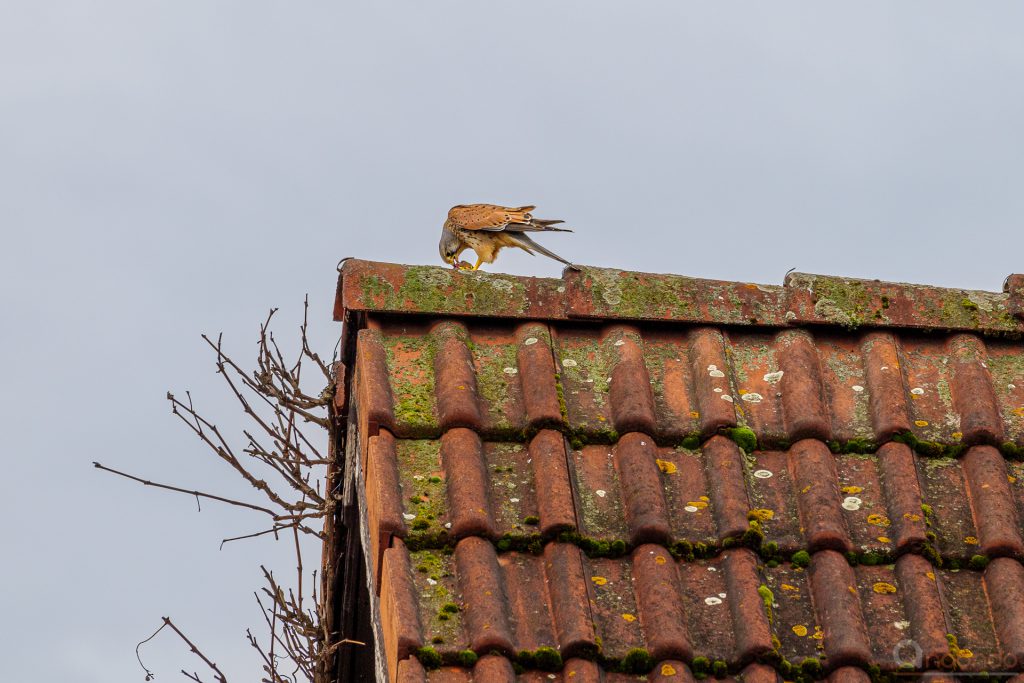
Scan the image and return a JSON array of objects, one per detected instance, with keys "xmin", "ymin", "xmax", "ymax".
[{"xmin": 335, "ymin": 260, "xmax": 1024, "ymax": 680}]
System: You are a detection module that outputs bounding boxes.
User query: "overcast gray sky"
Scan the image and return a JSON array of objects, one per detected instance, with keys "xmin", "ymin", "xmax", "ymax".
[{"xmin": 3, "ymin": 3, "xmax": 1024, "ymax": 680}]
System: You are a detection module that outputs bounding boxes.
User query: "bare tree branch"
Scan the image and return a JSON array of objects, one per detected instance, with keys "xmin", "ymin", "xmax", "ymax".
[
  {"xmin": 101, "ymin": 299, "xmax": 349, "ymax": 683},
  {"xmin": 135, "ymin": 617, "xmax": 228, "ymax": 683},
  {"xmin": 94, "ymin": 462, "xmax": 276, "ymax": 517}
]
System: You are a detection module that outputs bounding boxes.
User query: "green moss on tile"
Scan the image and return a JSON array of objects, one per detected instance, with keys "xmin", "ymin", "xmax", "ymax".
[
  {"xmin": 415, "ymin": 646, "xmax": 443, "ymax": 669},
  {"xmin": 726, "ymin": 426, "xmax": 757, "ymax": 453},
  {"xmin": 791, "ymin": 550, "xmax": 811, "ymax": 568},
  {"xmin": 384, "ymin": 335, "xmax": 439, "ymax": 435},
  {"xmin": 471, "ymin": 338, "xmax": 521, "ymax": 433},
  {"xmin": 554, "ymin": 373, "xmax": 569, "ymax": 423},
  {"xmin": 827, "ymin": 437, "xmax": 878, "ymax": 454},
  {"xmin": 556, "ymin": 531, "xmax": 628, "ymax": 558},
  {"xmin": 969, "ymin": 554, "xmax": 990, "ymax": 570},
  {"xmin": 495, "ymin": 533, "xmax": 543, "ymax": 554},
  {"xmin": 616, "ymin": 648, "xmax": 655, "ymax": 674},
  {"xmin": 680, "ymin": 433, "xmax": 702, "ymax": 450},
  {"xmin": 804, "ymin": 276, "xmax": 876, "ymax": 329},
  {"xmin": 892, "ymin": 431, "xmax": 966, "ymax": 459},
  {"xmin": 456, "ymin": 649, "xmax": 478, "ymax": 667},
  {"xmin": 742, "ymin": 519, "xmax": 765, "ymax": 549},
  {"xmin": 520, "ymin": 646, "xmax": 562, "ymax": 671},
  {"xmin": 397, "ymin": 440, "xmax": 448, "ymax": 545},
  {"xmin": 392, "ymin": 266, "xmax": 528, "ymax": 315},
  {"xmin": 359, "ymin": 274, "xmax": 392, "ymax": 306},
  {"xmin": 690, "ymin": 656, "xmax": 710, "ymax": 676},
  {"xmin": 1002, "ymin": 441, "xmax": 1024, "ymax": 460},
  {"xmin": 584, "ymin": 268, "xmax": 699, "ymax": 320},
  {"xmin": 758, "ymin": 584, "xmax": 775, "ymax": 625},
  {"xmin": 799, "ymin": 657, "xmax": 823, "ymax": 678}
]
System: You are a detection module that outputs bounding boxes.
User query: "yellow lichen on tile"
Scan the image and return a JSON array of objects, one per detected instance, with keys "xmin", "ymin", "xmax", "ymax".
[
  {"xmin": 592, "ymin": 576, "xmax": 608, "ymax": 586},
  {"xmin": 656, "ymin": 459, "xmax": 678, "ymax": 474},
  {"xmin": 873, "ymin": 582, "xmax": 897, "ymax": 594},
  {"xmin": 867, "ymin": 513, "xmax": 891, "ymax": 527},
  {"xmin": 841, "ymin": 485, "xmax": 863, "ymax": 494},
  {"xmin": 792, "ymin": 624, "xmax": 808, "ymax": 637}
]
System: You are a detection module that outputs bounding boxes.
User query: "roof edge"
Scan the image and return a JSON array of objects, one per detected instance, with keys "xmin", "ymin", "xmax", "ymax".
[{"xmin": 335, "ymin": 259, "xmax": 1024, "ymax": 337}]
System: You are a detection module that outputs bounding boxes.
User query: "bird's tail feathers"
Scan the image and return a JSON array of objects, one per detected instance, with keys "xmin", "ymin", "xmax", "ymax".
[
  {"xmin": 509, "ymin": 219, "xmax": 572, "ymax": 233},
  {"xmin": 511, "ymin": 233, "xmax": 576, "ymax": 268}
]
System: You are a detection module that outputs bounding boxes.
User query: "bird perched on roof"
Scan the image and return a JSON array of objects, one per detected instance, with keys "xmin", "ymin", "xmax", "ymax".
[{"xmin": 439, "ymin": 204, "xmax": 577, "ymax": 271}]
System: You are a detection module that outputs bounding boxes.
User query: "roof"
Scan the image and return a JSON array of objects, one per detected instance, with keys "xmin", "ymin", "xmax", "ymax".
[{"xmin": 332, "ymin": 259, "xmax": 1024, "ymax": 682}]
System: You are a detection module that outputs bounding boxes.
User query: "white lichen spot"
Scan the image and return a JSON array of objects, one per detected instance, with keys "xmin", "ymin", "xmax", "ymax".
[
  {"xmin": 708, "ymin": 364, "xmax": 726, "ymax": 378},
  {"xmin": 911, "ymin": 387, "xmax": 925, "ymax": 395},
  {"xmin": 708, "ymin": 566, "xmax": 717, "ymax": 572},
  {"xmin": 718, "ymin": 593, "xmax": 727, "ymax": 598},
  {"xmin": 881, "ymin": 365, "xmax": 889, "ymax": 371},
  {"xmin": 506, "ymin": 482, "xmax": 516, "ymax": 489},
  {"xmin": 754, "ymin": 469, "xmax": 773, "ymax": 479},
  {"xmin": 413, "ymin": 475, "xmax": 424, "ymax": 481},
  {"xmin": 427, "ymin": 578, "xmax": 437, "ymax": 586},
  {"xmin": 614, "ymin": 339, "xmax": 625, "ymax": 347},
  {"xmin": 445, "ymin": 522, "xmax": 452, "ymax": 529},
  {"xmin": 852, "ymin": 385, "xmax": 864, "ymax": 393},
  {"xmin": 842, "ymin": 496, "xmax": 863, "ymax": 511},
  {"xmin": 785, "ymin": 311, "xmax": 797, "ymax": 321},
  {"xmin": 557, "ymin": 286, "xmax": 566, "ymax": 294},
  {"xmin": 510, "ymin": 498, "xmax": 520, "ymax": 503},
  {"xmin": 966, "ymin": 291, "xmax": 994, "ymax": 312},
  {"xmin": 490, "ymin": 279, "xmax": 515, "ymax": 294},
  {"xmin": 1009, "ymin": 384, "xmax": 1017, "ymax": 390},
  {"xmin": 595, "ymin": 489, "xmax": 607, "ymax": 498},
  {"xmin": 894, "ymin": 620, "xmax": 910, "ymax": 631},
  {"xmin": 562, "ymin": 358, "xmax": 578, "ymax": 368},
  {"xmin": 704, "ymin": 596, "xmax": 723, "ymax": 606},
  {"xmin": 402, "ymin": 513, "xmax": 416, "ymax": 520},
  {"xmin": 741, "ymin": 392, "xmax": 763, "ymax": 403},
  {"xmin": 763, "ymin": 370, "xmax": 784, "ymax": 384},
  {"xmin": 714, "ymin": 387, "xmax": 723, "ymax": 393},
  {"xmin": 685, "ymin": 505, "xmax": 699, "ymax": 513},
  {"xmin": 640, "ymin": 440, "xmax": 646, "ymax": 445},
  {"xmin": 503, "ymin": 367, "xmax": 518, "ymax": 375},
  {"xmin": 721, "ymin": 394, "xmax": 734, "ymax": 402},
  {"xmin": 524, "ymin": 337, "xmax": 539, "ymax": 346}
]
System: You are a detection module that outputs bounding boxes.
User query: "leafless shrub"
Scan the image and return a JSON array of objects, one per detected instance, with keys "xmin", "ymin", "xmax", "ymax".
[{"xmin": 98, "ymin": 297, "xmax": 354, "ymax": 682}]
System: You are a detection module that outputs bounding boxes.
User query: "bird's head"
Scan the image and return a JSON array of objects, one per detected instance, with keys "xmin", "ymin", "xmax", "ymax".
[{"xmin": 438, "ymin": 227, "xmax": 464, "ymax": 267}]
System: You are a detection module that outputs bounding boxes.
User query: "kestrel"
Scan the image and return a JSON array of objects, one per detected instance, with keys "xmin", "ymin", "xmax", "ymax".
[{"xmin": 439, "ymin": 204, "xmax": 576, "ymax": 271}]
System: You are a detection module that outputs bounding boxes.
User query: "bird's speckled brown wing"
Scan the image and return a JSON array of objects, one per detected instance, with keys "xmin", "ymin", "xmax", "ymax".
[{"xmin": 447, "ymin": 204, "xmax": 536, "ymax": 232}]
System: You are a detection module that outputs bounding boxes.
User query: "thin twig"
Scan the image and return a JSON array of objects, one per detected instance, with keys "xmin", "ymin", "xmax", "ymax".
[{"xmin": 94, "ymin": 462, "xmax": 276, "ymax": 516}]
